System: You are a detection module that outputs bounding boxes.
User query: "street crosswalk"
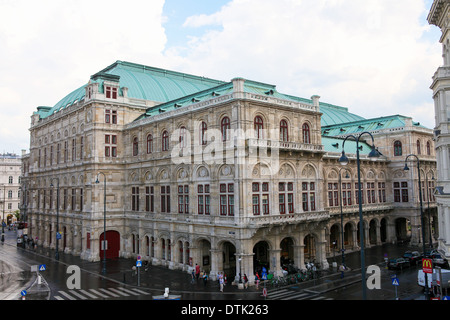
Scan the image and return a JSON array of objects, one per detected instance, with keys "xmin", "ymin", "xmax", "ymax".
[
  {"xmin": 265, "ymin": 288, "xmax": 333, "ymax": 301},
  {"xmin": 53, "ymin": 287, "xmax": 151, "ymax": 300}
]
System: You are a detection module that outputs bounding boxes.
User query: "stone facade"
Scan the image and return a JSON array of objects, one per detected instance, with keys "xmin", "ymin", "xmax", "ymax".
[
  {"xmin": 428, "ymin": 0, "xmax": 450, "ymax": 259},
  {"xmin": 23, "ymin": 61, "xmax": 437, "ymax": 283}
]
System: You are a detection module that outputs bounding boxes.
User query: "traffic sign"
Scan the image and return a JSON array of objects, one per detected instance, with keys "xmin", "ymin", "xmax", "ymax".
[
  {"xmin": 422, "ymin": 258, "xmax": 433, "ymax": 274},
  {"xmin": 21, "ymin": 290, "xmax": 27, "ymax": 296},
  {"xmin": 39, "ymin": 264, "xmax": 46, "ymax": 271},
  {"xmin": 56, "ymin": 232, "xmax": 61, "ymax": 240},
  {"xmin": 443, "ymin": 296, "xmax": 450, "ymax": 300},
  {"xmin": 391, "ymin": 277, "xmax": 399, "ymax": 286},
  {"xmin": 136, "ymin": 260, "xmax": 142, "ymax": 267},
  {"xmin": 262, "ymin": 288, "xmax": 267, "ymax": 297}
]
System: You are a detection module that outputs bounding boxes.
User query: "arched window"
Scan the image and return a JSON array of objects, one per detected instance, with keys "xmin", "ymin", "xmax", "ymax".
[
  {"xmin": 133, "ymin": 137, "xmax": 138, "ymax": 156},
  {"xmin": 280, "ymin": 120, "xmax": 289, "ymax": 142},
  {"xmin": 302, "ymin": 123, "xmax": 310, "ymax": 144},
  {"xmin": 394, "ymin": 140, "xmax": 402, "ymax": 156},
  {"xmin": 221, "ymin": 117, "xmax": 230, "ymax": 141},
  {"xmin": 254, "ymin": 116, "xmax": 264, "ymax": 139},
  {"xmin": 427, "ymin": 141, "xmax": 431, "ymax": 155},
  {"xmin": 162, "ymin": 131, "xmax": 169, "ymax": 151},
  {"xmin": 201, "ymin": 122, "xmax": 207, "ymax": 145},
  {"xmin": 146, "ymin": 134, "xmax": 153, "ymax": 154},
  {"xmin": 179, "ymin": 126, "xmax": 187, "ymax": 148},
  {"xmin": 417, "ymin": 140, "xmax": 421, "ymax": 155}
]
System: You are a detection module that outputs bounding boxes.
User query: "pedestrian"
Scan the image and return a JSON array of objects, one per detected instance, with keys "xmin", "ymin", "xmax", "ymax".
[
  {"xmin": 191, "ymin": 270, "xmax": 195, "ymax": 284},
  {"xmin": 243, "ymin": 274, "xmax": 248, "ymax": 289},
  {"xmin": 203, "ymin": 272, "xmax": 208, "ymax": 286},
  {"xmin": 255, "ymin": 272, "xmax": 260, "ymax": 289},
  {"xmin": 218, "ymin": 272, "xmax": 224, "ymax": 292},
  {"xmin": 195, "ymin": 263, "xmax": 200, "ymax": 282}
]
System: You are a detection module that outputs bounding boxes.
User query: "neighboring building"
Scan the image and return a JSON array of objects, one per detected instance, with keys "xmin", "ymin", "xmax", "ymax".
[
  {"xmin": 24, "ymin": 61, "xmax": 437, "ymax": 282},
  {"xmin": 0, "ymin": 152, "xmax": 23, "ymax": 225},
  {"xmin": 428, "ymin": 0, "xmax": 450, "ymax": 260}
]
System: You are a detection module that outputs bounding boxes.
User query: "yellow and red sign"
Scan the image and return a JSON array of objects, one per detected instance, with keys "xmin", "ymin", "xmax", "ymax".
[{"xmin": 422, "ymin": 258, "xmax": 433, "ymax": 274}]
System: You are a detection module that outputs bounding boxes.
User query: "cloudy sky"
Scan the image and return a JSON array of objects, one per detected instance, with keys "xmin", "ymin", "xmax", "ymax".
[{"xmin": 0, "ymin": 0, "xmax": 442, "ymax": 154}]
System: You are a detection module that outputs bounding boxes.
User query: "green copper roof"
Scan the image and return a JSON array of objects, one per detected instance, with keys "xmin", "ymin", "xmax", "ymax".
[
  {"xmin": 39, "ymin": 61, "xmax": 226, "ymax": 119},
  {"xmin": 322, "ymin": 136, "xmax": 372, "ymax": 155},
  {"xmin": 321, "ymin": 114, "xmax": 425, "ymax": 137}
]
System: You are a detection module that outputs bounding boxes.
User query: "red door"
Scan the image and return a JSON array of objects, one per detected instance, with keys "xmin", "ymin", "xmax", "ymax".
[{"xmin": 100, "ymin": 231, "xmax": 120, "ymax": 259}]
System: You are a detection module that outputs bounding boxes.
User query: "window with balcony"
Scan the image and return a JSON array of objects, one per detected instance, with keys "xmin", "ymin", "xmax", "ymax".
[
  {"xmin": 280, "ymin": 120, "xmax": 289, "ymax": 142},
  {"xmin": 302, "ymin": 123, "xmax": 310, "ymax": 144},
  {"xmin": 221, "ymin": 117, "xmax": 230, "ymax": 141},
  {"xmin": 254, "ymin": 116, "xmax": 264, "ymax": 139}
]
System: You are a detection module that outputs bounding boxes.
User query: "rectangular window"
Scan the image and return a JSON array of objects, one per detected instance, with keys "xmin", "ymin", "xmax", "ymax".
[
  {"xmin": 378, "ymin": 182, "xmax": 386, "ymax": 203},
  {"xmin": 252, "ymin": 182, "xmax": 269, "ymax": 215},
  {"xmin": 178, "ymin": 185, "xmax": 189, "ymax": 214},
  {"xmin": 80, "ymin": 188, "xmax": 83, "ymax": 211},
  {"xmin": 145, "ymin": 186, "xmax": 154, "ymax": 212},
  {"xmin": 105, "ymin": 134, "xmax": 117, "ymax": 158},
  {"xmin": 328, "ymin": 183, "xmax": 339, "ymax": 207},
  {"xmin": 355, "ymin": 183, "xmax": 365, "ymax": 204},
  {"xmin": 132, "ymin": 187, "xmax": 139, "ymax": 211},
  {"xmin": 105, "ymin": 86, "xmax": 118, "ymax": 99},
  {"xmin": 161, "ymin": 186, "xmax": 170, "ymax": 213},
  {"xmin": 219, "ymin": 183, "xmax": 234, "ymax": 216},
  {"xmin": 197, "ymin": 184, "xmax": 210, "ymax": 215},
  {"xmin": 302, "ymin": 182, "xmax": 316, "ymax": 212},
  {"xmin": 366, "ymin": 182, "xmax": 375, "ymax": 204},
  {"xmin": 279, "ymin": 182, "xmax": 294, "ymax": 214}
]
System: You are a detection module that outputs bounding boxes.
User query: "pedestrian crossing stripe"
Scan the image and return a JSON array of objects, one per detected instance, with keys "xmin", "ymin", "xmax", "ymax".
[
  {"xmin": 52, "ymin": 287, "xmax": 151, "ymax": 300},
  {"xmin": 266, "ymin": 288, "xmax": 333, "ymax": 301}
]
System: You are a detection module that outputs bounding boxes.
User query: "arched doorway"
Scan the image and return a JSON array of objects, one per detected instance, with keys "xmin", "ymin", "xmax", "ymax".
[
  {"xmin": 369, "ymin": 219, "xmax": 377, "ymax": 245},
  {"xmin": 304, "ymin": 234, "xmax": 316, "ymax": 262},
  {"xmin": 395, "ymin": 218, "xmax": 411, "ymax": 243},
  {"xmin": 222, "ymin": 242, "xmax": 236, "ymax": 280},
  {"xmin": 280, "ymin": 237, "xmax": 294, "ymax": 266},
  {"xmin": 100, "ymin": 230, "xmax": 120, "ymax": 259},
  {"xmin": 253, "ymin": 241, "xmax": 270, "ymax": 272},
  {"xmin": 329, "ymin": 224, "xmax": 340, "ymax": 253},
  {"xmin": 380, "ymin": 218, "xmax": 387, "ymax": 243},
  {"xmin": 344, "ymin": 223, "xmax": 353, "ymax": 250}
]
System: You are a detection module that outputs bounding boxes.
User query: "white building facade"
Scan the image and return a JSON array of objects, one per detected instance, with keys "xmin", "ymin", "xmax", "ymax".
[{"xmin": 428, "ymin": 0, "xmax": 450, "ymax": 260}]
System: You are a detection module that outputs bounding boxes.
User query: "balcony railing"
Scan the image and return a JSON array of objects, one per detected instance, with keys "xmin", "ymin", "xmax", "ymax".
[{"xmin": 246, "ymin": 138, "xmax": 324, "ymax": 153}]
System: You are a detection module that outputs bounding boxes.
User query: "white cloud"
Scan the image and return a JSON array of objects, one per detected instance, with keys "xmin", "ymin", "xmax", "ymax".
[
  {"xmin": 170, "ymin": 0, "xmax": 441, "ymax": 128},
  {"xmin": 0, "ymin": 0, "xmax": 167, "ymax": 153},
  {"xmin": 0, "ymin": 0, "xmax": 443, "ymax": 153}
]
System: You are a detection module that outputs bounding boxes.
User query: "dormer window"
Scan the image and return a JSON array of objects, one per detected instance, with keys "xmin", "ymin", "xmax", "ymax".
[{"xmin": 105, "ymin": 86, "xmax": 118, "ymax": 99}]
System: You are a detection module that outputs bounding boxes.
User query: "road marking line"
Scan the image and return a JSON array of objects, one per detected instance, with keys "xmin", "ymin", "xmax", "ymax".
[
  {"xmin": 129, "ymin": 288, "xmax": 151, "ymax": 295},
  {"xmin": 98, "ymin": 288, "xmax": 120, "ymax": 297},
  {"xmin": 90, "ymin": 288, "xmax": 111, "ymax": 298},
  {"xmin": 79, "ymin": 289, "xmax": 99, "ymax": 299},
  {"xmin": 58, "ymin": 290, "xmax": 76, "ymax": 300},
  {"xmin": 108, "ymin": 287, "xmax": 130, "ymax": 296},
  {"xmin": 68, "ymin": 290, "xmax": 88, "ymax": 300}
]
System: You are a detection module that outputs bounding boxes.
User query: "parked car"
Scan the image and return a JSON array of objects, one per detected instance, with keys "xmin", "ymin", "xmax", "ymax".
[
  {"xmin": 388, "ymin": 257, "xmax": 410, "ymax": 270},
  {"xmin": 431, "ymin": 254, "xmax": 449, "ymax": 268},
  {"xmin": 403, "ymin": 251, "xmax": 422, "ymax": 265}
]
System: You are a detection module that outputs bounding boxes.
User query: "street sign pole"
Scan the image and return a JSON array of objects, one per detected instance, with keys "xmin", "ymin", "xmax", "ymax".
[
  {"xmin": 392, "ymin": 275, "xmax": 399, "ymax": 300},
  {"xmin": 136, "ymin": 257, "xmax": 142, "ymax": 287}
]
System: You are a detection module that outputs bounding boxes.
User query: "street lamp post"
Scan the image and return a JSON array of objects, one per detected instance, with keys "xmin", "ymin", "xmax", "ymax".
[
  {"xmin": 50, "ymin": 178, "xmax": 60, "ymax": 260},
  {"xmin": 425, "ymin": 172, "xmax": 434, "ymax": 249},
  {"xmin": 95, "ymin": 172, "xmax": 107, "ymax": 275},
  {"xmin": 403, "ymin": 154, "xmax": 429, "ymax": 300},
  {"xmin": 1, "ymin": 184, "xmax": 5, "ymax": 243},
  {"xmin": 338, "ymin": 168, "xmax": 350, "ymax": 272},
  {"xmin": 339, "ymin": 132, "xmax": 380, "ymax": 300}
]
